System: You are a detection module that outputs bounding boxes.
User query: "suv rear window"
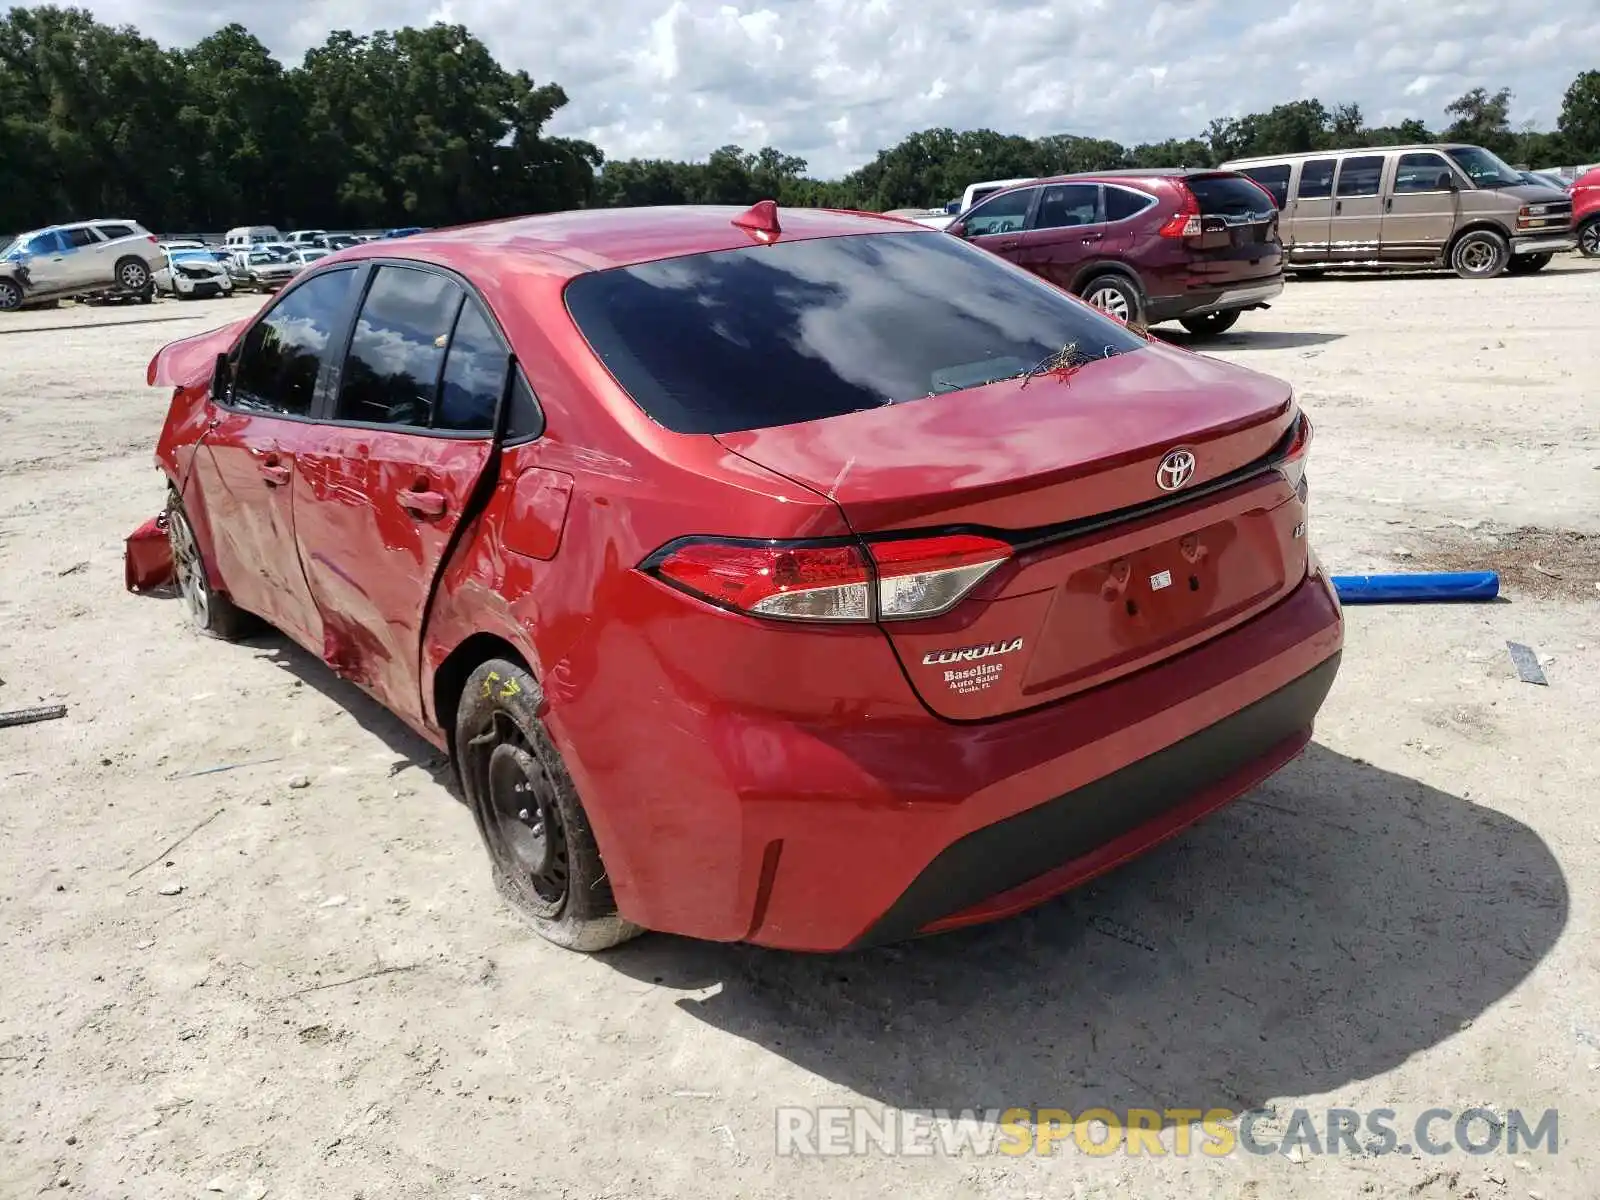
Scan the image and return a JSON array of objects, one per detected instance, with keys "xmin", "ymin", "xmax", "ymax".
[
  {"xmin": 564, "ymin": 231, "xmax": 1150, "ymax": 435},
  {"xmin": 1186, "ymin": 175, "xmax": 1276, "ymax": 217}
]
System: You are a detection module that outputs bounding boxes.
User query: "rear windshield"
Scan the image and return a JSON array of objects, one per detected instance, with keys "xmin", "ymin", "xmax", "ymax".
[
  {"xmin": 1187, "ymin": 174, "xmax": 1276, "ymax": 217},
  {"xmin": 563, "ymin": 230, "xmax": 1149, "ymax": 435}
]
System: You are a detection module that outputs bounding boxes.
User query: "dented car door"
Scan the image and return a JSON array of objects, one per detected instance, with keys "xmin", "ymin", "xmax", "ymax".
[{"xmin": 289, "ymin": 264, "xmax": 500, "ymax": 728}]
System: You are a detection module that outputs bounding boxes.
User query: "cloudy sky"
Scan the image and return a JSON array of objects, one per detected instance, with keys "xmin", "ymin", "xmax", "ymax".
[{"xmin": 82, "ymin": 0, "xmax": 1599, "ymax": 176}]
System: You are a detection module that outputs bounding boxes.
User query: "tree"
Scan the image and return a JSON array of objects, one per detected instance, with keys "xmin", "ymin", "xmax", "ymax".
[
  {"xmin": 1558, "ymin": 70, "xmax": 1600, "ymax": 160},
  {"xmin": 1444, "ymin": 86, "xmax": 1515, "ymax": 157}
]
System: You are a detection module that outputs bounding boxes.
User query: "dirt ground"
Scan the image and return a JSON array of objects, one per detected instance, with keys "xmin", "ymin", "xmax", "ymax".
[{"xmin": 1, "ymin": 259, "xmax": 1597, "ymax": 1200}]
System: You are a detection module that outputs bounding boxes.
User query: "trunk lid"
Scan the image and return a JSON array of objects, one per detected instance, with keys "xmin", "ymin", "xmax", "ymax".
[{"xmin": 716, "ymin": 342, "xmax": 1307, "ymax": 719}]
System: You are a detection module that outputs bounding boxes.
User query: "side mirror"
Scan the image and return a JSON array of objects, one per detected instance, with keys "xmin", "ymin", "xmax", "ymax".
[{"xmin": 948, "ymin": 220, "xmax": 967, "ymax": 238}]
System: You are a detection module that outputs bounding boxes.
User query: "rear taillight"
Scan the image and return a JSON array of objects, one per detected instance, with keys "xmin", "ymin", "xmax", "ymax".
[
  {"xmin": 646, "ymin": 533, "xmax": 1012, "ymax": 623},
  {"xmin": 1276, "ymin": 412, "xmax": 1312, "ymax": 495},
  {"xmin": 1158, "ymin": 185, "xmax": 1202, "ymax": 238}
]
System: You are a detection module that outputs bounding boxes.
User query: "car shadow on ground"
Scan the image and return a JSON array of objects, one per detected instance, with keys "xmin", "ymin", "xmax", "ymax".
[
  {"xmin": 603, "ymin": 743, "xmax": 1567, "ymax": 1125},
  {"xmin": 1152, "ymin": 328, "xmax": 1345, "ymax": 351},
  {"xmin": 243, "ymin": 630, "xmax": 458, "ymax": 794}
]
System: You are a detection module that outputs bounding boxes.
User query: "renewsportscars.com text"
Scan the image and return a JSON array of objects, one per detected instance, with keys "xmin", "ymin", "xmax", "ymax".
[{"xmin": 774, "ymin": 1106, "xmax": 1559, "ymax": 1158}]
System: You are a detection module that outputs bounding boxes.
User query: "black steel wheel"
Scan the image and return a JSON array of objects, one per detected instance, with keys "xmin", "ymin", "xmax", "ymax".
[{"xmin": 456, "ymin": 658, "xmax": 641, "ymax": 952}]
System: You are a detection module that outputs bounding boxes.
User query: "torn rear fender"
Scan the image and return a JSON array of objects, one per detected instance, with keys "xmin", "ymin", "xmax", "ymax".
[
  {"xmin": 125, "ymin": 513, "xmax": 173, "ymax": 593},
  {"xmin": 146, "ymin": 318, "xmax": 250, "ymax": 388}
]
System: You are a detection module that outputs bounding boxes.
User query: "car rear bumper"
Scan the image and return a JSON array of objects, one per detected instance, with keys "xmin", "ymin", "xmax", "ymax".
[
  {"xmin": 565, "ymin": 563, "xmax": 1344, "ymax": 951},
  {"xmin": 1148, "ymin": 276, "xmax": 1284, "ymax": 322},
  {"xmin": 1510, "ymin": 234, "xmax": 1577, "ymax": 255}
]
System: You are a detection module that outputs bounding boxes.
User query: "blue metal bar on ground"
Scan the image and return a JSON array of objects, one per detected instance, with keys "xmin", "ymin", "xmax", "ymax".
[{"xmin": 1331, "ymin": 571, "xmax": 1500, "ymax": 603}]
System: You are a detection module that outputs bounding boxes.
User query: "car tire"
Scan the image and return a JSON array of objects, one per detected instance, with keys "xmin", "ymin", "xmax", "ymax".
[
  {"xmin": 115, "ymin": 256, "xmax": 152, "ymax": 292},
  {"xmin": 0, "ymin": 279, "xmax": 21, "ymax": 311},
  {"xmin": 1178, "ymin": 310, "xmax": 1243, "ymax": 337},
  {"xmin": 1078, "ymin": 272, "xmax": 1144, "ymax": 326},
  {"xmin": 166, "ymin": 489, "xmax": 259, "ymax": 640},
  {"xmin": 1449, "ymin": 229, "xmax": 1509, "ymax": 279},
  {"xmin": 455, "ymin": 658, "xmax": 642, "ymax": 953},
  {"xmin": 1578, "ymin": 218, "xmax": 1600, "ymax": 259},
  {"xmin": 1506, "ymin": 253, "xmax": 1552, "ymax": 275}
]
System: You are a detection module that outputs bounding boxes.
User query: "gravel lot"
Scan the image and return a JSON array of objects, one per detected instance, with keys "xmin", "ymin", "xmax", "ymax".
[{"xmin": 1, "ymin": 261, "xmax": 1597, "ymax": 1200}]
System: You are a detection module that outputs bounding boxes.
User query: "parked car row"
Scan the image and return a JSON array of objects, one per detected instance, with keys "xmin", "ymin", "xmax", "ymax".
[{"xmin": 924, "ymin": 142, "xmax": 1585, "ymax": 338}]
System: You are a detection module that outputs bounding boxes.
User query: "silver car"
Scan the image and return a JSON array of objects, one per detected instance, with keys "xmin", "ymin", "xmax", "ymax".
[{"xmin": 0, "ymin": 219, "xmax": 165, "ymax": 311}]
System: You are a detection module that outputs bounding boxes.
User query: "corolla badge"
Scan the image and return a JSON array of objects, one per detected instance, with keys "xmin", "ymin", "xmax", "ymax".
[
  {"xmin": 1156, "ymin": 448, "xmax": 1197, "ymax": 492},
  {"xmin": 921, "ymin": 638, "xmax": 1024, "ymax": 666}
]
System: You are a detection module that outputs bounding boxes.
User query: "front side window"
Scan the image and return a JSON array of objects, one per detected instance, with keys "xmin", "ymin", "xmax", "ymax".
[
  {"xmin": 1297, "ymin": 159, "xmax": 1337, "ymax": 200},
  {"xmin": 564, "ymin": 229, "xmax": 1150, "ymax": 435},
  {"xmin": 962, "ymin": 188, "xmax": 1036, "ymax": 236},
  {"xmin": 1394, "ymin": 153, "xmax": 1456, "ymax": 194},
  {"xmin": 1335, "ymin": 156, "xmax": 1386, "ymax": 197},
  {"xmin": 230, "ymin": 268, "xmax": 357, "ymax": 416},
  {"xmin": 1032, "ymin": 184, "xmax": 1100, "ymax": 230},
  {"xmin": 335, "ymin": 266, "xmax": 463, "ymax": 428},
  {"xmin": 25, "ymin": 232, "xmax": 64, "ymax": 255}
]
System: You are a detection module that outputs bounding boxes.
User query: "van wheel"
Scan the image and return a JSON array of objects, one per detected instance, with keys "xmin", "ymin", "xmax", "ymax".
[
  {"xmin": 1449, "ymin": 230, "xmax": 1509, "ymax": 279},
  {"xmin": 1078, "ymin": 273, "xmax": 1144, "ymax": 326},
  {"xmin": 1178, "ymin": 310, "xmax": 1242, "ymax": 337},
  {"xmin": 456, "ymin": 658, "xmax": 642, "ymax": 953},
  {"xmin": 1578, "ymin": 218, "xmax": 1600, "ymax": 258},
  {"xmin": 1506, "ymin": 253, "xmax": 1552, "ymax": 275}
]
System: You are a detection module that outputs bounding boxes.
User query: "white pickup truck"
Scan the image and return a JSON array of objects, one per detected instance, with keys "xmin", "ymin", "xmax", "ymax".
[{"xmin": 898, "ymin": 178, "xmax": 1037, "ymax": 230}]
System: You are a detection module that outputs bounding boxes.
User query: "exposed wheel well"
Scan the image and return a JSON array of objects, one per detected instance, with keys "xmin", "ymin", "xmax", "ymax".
[{"xmin": 432, "ymin": 632, "xmax": 534, "ymax": 766}]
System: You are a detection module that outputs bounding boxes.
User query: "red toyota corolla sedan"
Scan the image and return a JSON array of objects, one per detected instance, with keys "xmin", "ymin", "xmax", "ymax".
[{"xmin": 129, "ymin": 202, "xmax": 1343, "ymax": 953}]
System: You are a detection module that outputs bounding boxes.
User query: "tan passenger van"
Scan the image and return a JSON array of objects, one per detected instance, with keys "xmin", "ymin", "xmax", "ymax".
[{"xmin": 1221, "ymin": 144, "xmax": 1574, "ymax": 278}]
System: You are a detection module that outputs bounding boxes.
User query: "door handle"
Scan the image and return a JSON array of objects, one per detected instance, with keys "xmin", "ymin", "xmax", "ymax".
[
  {"xmin": 259, "ymin": 462, "xmax": 291, "ymax": 486},
  {"xmin": 1081, "ymin": 231, "xmax": 1104, "ymax": 243},
  {"xmin": 997, "ymin": 237, "xmax": 1020, "ymax": 251},
  {"xmin": 1384, "ymin": 197, "xmax": 1393, "ymax": 212},
  {"xmin": 1334, "ymin": 200, "xmax": 1343, "ymax": 215},
  {"xmin": 399, "ymin": 488, "xmax": 447, "ymax": 517}
]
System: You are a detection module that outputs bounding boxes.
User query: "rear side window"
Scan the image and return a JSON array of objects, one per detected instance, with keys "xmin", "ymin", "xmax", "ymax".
[
  {"xmin": 1297, "ymin": 159, "xmax": 1337, "ymax": 200},
  {"xmin": 1335, "ymin": 156, "xmax": 1385, "ymax": 197},
  {"xmin": 1032, "ymin": 183, "xmax": 1099, "ymax": 229},
  {"xmin": 1394, "ymin": 153, "xmax": 1455, "ymax": 193},
  {"xmin": 1105, "ymin": 186, "xmax": 1157, "ymax": 221},
  {"xmin": 1188, "ymin": 175, "xmax": 1276, "ymax": 216},
  {"xmin": 1239, "ymin": 165, "xmax": 1291, "ymax": 208},
  {"xmin": 963, "ymin": 188, "xmax": 1035, "ymax": 236},
  {"xmin": 337, "ymin": 266, "xmax": 463, "ymax": 428},
  {"xmin": 564, "ymin": 230, "xmax": 1150, "ymax": 435},
  {"xmin": 95, "ymin": 224, "xmax": 135, "ymax": 241},
  {"xmin": 66, "ymin": 227, "xmax": 99, "ymax": 248},
  {"xmin": 231, "ymin": 268, "xmax": 357, "ymax": 417},
  {"xmin": 436, "ymin": 299, "xmax": 507, "ymax": 433}
]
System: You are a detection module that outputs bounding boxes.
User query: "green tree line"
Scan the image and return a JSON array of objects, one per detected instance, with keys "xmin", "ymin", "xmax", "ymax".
[{"xmin": 2, "ymin": 5, "xmax": 1597, "ymax": 234}]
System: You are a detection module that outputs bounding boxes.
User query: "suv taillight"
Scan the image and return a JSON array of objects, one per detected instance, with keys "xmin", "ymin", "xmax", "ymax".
[
  {"xmin": 646, "ymin": 533, "xmax": 1012, "ymax": 622},
  {"xmin": 1158, "ymin": 184, "xmax": 1202, "ymax": 238}
]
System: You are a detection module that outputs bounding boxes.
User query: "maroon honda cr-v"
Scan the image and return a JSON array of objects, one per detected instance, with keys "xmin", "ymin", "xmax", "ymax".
[{"xmin": 946, "ymin": 169, "xmax": 1284, "ymax": 336}]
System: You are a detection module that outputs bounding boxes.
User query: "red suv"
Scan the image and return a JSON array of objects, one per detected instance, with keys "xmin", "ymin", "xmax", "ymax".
[
  {"xmin": 947, "ymin": 169, "xmax": 1285, "ymax": 336},
  {"xmin": 1572, "ymin": 167, "xmax": 1600, "ymax": 257},
  {"xmin": 129, "ymin": 203, "xmax": 1342, "ymax": 953}
]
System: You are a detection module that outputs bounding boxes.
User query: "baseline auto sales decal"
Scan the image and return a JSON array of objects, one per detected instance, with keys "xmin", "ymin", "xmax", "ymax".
[{"xmin": 922, "ymin": 638, "xmax": 1024, "ymax": 695}]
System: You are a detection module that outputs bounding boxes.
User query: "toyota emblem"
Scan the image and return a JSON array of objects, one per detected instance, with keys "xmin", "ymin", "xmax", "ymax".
[{"xmin": 1156, "ymin": 448, "xmax": 1196, "ymax": 491}]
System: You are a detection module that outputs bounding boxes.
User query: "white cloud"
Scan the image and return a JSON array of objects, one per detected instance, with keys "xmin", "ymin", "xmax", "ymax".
[{"xmin": 82, "ymin": 0, "xmax": 1600, "ymax": 177}]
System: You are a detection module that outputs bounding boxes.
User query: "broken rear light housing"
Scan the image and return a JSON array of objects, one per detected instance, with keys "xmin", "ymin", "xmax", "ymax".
[{"xmin": 643, "ymin": 533, "xmax": 1012, "ymax": 622}]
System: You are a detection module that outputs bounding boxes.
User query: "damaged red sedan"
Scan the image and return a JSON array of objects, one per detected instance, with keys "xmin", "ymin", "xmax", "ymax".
[{"xmin": 132, "ymin": 202, "xmax": 1343, "ymax": 953}]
